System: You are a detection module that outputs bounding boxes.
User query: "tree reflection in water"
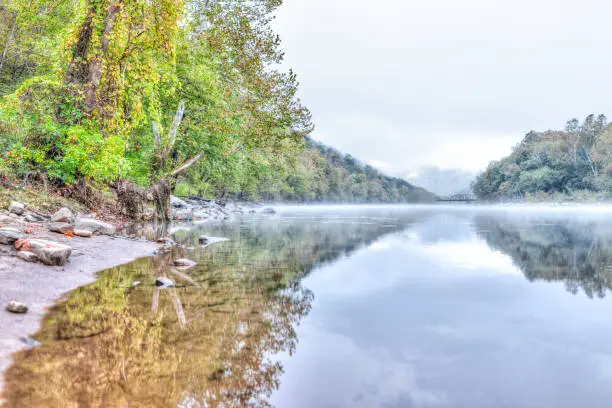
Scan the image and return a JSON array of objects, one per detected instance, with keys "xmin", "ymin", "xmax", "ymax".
[
  {"xmin": 2, "ymin": 216, "xmax": 408, "ymax": 407},
  {"xmin": 476, "ymin": 215, "xmax": 612, "ymax": 298}
]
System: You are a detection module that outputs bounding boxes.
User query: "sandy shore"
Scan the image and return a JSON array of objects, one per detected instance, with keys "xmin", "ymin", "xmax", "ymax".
[{"xmin": 0, "ymin": 231, "xmax": 156, "ymax": 395}]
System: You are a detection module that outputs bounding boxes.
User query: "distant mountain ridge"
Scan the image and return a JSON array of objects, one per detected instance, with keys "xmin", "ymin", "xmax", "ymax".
[{"xmin": 403, "ymin": 167, "xmax": 476, "ymax": 197}]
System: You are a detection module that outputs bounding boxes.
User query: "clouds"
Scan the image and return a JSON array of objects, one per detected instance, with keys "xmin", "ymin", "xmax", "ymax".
[{"xmin": 273, "ymin": 0, "xmax": 612, "ymax": 172}]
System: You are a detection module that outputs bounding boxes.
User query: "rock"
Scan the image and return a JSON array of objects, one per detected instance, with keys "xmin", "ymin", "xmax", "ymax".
[
  {"xmin": 50, "ymin": 207, "xmax": 74, "ymax": 223},
  {"xmin": 16, "ymin": 251, "xmax": 38, "ymax": 263},
  {"xmin": 48, "ymin": 222, "xmax": 74, "ymax": 234},
  {"xmin": 171, "ymin": 195, "xmax": 189, "ymax": 209},
  {"xmin": 21, "ymin": 337, "xmax": 41, "ymax": 347},
  {"xmin": 0, "ymin": 227, "xmax": 23, "ymax": 244},
  {"xmin": 28, "ymin": 239, "xmax": 72, "ymax": 266},
  {"xmin": 8, "ymin": 201, "xmax": 25, "ymax": 215},
  {"xmin": 155, "ymin": 277, "xmax": 174, "ymax": 288},
  {"xmin": 262, "ymin": 207, "xmax": 276, "ymax": 215},
  {"xmin": 6, "ymin": 301, "xmax": 28, "ymax": 314},
  {"xmin": 14, "ymin": 239, "xmax": 30, "ymax": 251},
  {"xmin": 74, "ymin": 218, "xmax": 116, "ymax": 235},
  {"xmin": 0, "ymin": 214, "xmax": 17, "ymax": 225},
  {"xmin": 24, "ymin": 214, "xmax": 37, "ymax": 222},
  {"xmin": 73, "ymin": 229, "xmax": 92, "ymax": 237},
  {"xmin": 199, "ymin": 236, "xmax": 209, "ymax": 245},
  {"xmin": 174, "ymin": 259, "xmax": 197, "ymax": 269}
]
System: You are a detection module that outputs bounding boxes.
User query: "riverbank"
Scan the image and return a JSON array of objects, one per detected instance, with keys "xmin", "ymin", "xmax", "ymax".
[
  {"xmin": 0, "ymin": 190, "xmax": 270, "ymax": 400},
  {"xmin": 0, "ymin": 230, "xmax": 157, "ymax": 395}
]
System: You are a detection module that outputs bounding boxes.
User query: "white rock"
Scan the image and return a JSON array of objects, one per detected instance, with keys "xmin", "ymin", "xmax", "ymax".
[
  {"xmin": 51, "ymin": 207, "xmax": 74, "ymax": 223},
  {"xmin": 171, "ymin": 195, "xmax": 189, "ymax": 209},
  {"xmin": 155, "ymin": 277, "xmax": 174, "ymax": 288},
  {"xmin": 174, "ymin": 259, "xmax": 197, "ymax": 269},
  {"xmin": 28, "ymin": 239, "xmax": 72, "ymax": 266},
  {"xmin": 8, "ymin": 201, "xmax": 25, "ymax": 215},
  {"xmin": 73, "ymin": 229, "xmax": 93, "ymax": 237},
  {"xmin": 0, "ymin": 227, "xmax": 23, "ymax": 245},
  {"xmin": 6, "ymin": 301, "xmax": 28, "ymax": 314},
  {"xmin": 74, "ymin": 218, "xmax": 116, "ymax": 235},
  {"xmin": 16, "ymin": 251, "xmax": 39, "ymax": 263}
]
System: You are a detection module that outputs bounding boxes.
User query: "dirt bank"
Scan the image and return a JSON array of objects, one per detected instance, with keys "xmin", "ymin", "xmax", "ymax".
[{"xmin": 0, "ymin": 230, "xmax": 156, "ymax": 395}]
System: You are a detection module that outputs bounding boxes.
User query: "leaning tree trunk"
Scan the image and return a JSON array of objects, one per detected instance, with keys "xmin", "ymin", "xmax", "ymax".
[{"xmin": 117, "ymin": 100, "xmax": 203, "ymax": 222}]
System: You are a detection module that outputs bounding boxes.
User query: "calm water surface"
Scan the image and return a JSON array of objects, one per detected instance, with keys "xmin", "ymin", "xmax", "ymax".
[{"xmin": 4, "ymin": 205, "xmax": 612, "ymax": 408}]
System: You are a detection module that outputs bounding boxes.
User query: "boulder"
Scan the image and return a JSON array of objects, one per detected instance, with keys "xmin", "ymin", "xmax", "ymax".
[
  {"xmin": 24, "ymin": 214, "xmax": 37, "ymax": 223},
  {"xmin": 74, "ymin": 218, "xmax": 116, "ymax": 235},
  {"xmin": 0, "ymin": 227, "xmax": 23, "ymax": 245},
  {"xmin": 16, "ymin": 251, "xmax": 38, "ymax": 263},
  {"xmin": 155, "ymin": 277, "xmax": 174, "ymax": 288},
  {"xmin": 51, "ymin": 207, "xmax": 74, "ymax": 223},
  {"xmin": 174, "ymin": 259, "xmax": 197, "ymax": 269},
  {"xmin": 6, "ymin": 301, "xmax": 28, "ymax": 314},
  {"xmin": 8, "ymin": 201, "xmax": 25, "ymax": 215},
  {"xmin": 48, "ymin": 222, "xmax": 74, "ymax": 234},
  {"xmin": 28, "ymin": 239, "xmax": 72, "ymax": 266},
  {"xmin": 262, "ymin": 207, "xmax": 276, "ymax": 215},
  {"xmin": 73, "ymin": 229, "xmax": 92, "ymax": 238}
]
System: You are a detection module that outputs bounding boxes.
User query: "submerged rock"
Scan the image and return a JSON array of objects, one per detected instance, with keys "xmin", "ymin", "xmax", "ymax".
[
  {"xmin": 28, "ymin": 239, "xmax": 72, "ymax": 266},
  {"xmin": 155, "ymin": 277, "xmax": 174, "ymax": 288},
  {"xmin": 21, "ymin": 336, "xmax": 41, "ymax": 347},
  {"xmin": 6, "ymin": 301, "xmax": 28, "ymax": 314},
  {"xmin": 8, "ymin": 201, "xmax": 25, "ymax": 215},
  {"xmin": 74, "ymin": 218, "xmax": 116, "ymax": 235},
  {"xmin": 171, "ymin": 195, "xmax": 189, "ymax": 209},
  {"xmin": 50, "ymin": 207, "xmax": 74, "ymax": 223},
  {"xmin": 174, "ymin": 259, "xmax": 197, "ymax": 269},
  {"xmin": 16, "ymin": 251, "xmax": 38, "ymax": 263},
  {"xmin": 0, "ymin": 227, "xmax": 23, "ymax": 244},
  {"xmin": 48, "ymin": 222, "xmax": 74, "ymax": 234}
]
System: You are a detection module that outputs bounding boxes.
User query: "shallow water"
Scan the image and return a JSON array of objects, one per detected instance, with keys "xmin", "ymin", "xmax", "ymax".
[{"xmin": 4, "ymin": 205, "xmax": 612, "ymax": 407}]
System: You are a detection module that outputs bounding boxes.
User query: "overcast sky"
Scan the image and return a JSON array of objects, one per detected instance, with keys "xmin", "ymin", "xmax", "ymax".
[{"xmin": 273, "ymin": 0, "xmax": 612, "ymax": 174}]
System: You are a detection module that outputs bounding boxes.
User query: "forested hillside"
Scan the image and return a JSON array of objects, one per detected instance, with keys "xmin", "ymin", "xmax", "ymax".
[{"xmin": 473, "ymin": 114, "xmax": 612, "ymax": 200}]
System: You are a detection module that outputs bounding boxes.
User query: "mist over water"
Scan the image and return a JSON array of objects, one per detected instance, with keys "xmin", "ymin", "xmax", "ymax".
[{"xmin": 5, "ymin": 205, "xmax": 612, "ymax": 407}]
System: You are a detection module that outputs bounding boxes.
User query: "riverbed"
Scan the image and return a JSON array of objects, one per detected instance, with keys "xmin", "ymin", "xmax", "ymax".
[{"xmin": 3, "ymin": 204, "xmax": 612, "ymax": 407}]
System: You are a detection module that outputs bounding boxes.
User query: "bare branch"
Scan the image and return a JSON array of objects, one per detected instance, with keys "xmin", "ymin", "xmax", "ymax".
[
  {"xmin": 166, "ymin": 99, "xmax": 186, "ymax": 153},
  {"xmin": 167, "ymin": 152, "xmax": 203, "ymax": 178}
]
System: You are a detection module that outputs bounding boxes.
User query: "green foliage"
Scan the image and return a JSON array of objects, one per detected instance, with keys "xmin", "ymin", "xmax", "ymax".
[
  {"xmin": 473, "ymin": 114, "xmax": 612, "ymax": 200},
  {"xmin": 0, "ymin": 0, "xmax": 312, "ymax": 191}
]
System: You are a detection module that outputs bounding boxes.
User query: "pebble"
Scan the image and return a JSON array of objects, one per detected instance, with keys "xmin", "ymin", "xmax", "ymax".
[
  {"xmin": 155, "ymin": 277, "xmax": 174, "ymax": 288},
  {"xmin": 6, "ymin": 301, "xmax": 28, "ymax": 314}
]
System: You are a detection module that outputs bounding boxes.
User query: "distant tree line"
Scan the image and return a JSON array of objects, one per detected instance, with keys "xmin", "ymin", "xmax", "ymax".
[{"xmin": 473, "ymin": 114, "xmax": 612, "ymax": 200}]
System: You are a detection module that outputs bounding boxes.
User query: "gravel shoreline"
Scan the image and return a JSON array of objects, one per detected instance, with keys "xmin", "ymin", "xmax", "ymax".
[{"xmin": 0, "ymin": 232, "xmax": 156, "ymax": 397}]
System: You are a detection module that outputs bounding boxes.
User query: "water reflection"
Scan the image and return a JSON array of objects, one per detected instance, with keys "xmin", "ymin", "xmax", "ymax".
[
  {"xmin": 2, "ymin": 214, "xmax": 412, "ymax": 408},
  {"xmin": 475, "ymin": 214, "xmax": 612, "ymax": 298},
  {"xmin": 5, "ymin": 207, "xmax": 612, "ymax": 408}
]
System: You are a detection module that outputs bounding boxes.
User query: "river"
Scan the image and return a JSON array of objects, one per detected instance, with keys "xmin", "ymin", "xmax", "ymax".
[{"xmin": 3, "ymin": 205, "xmax": 612, "ymax": 407}]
